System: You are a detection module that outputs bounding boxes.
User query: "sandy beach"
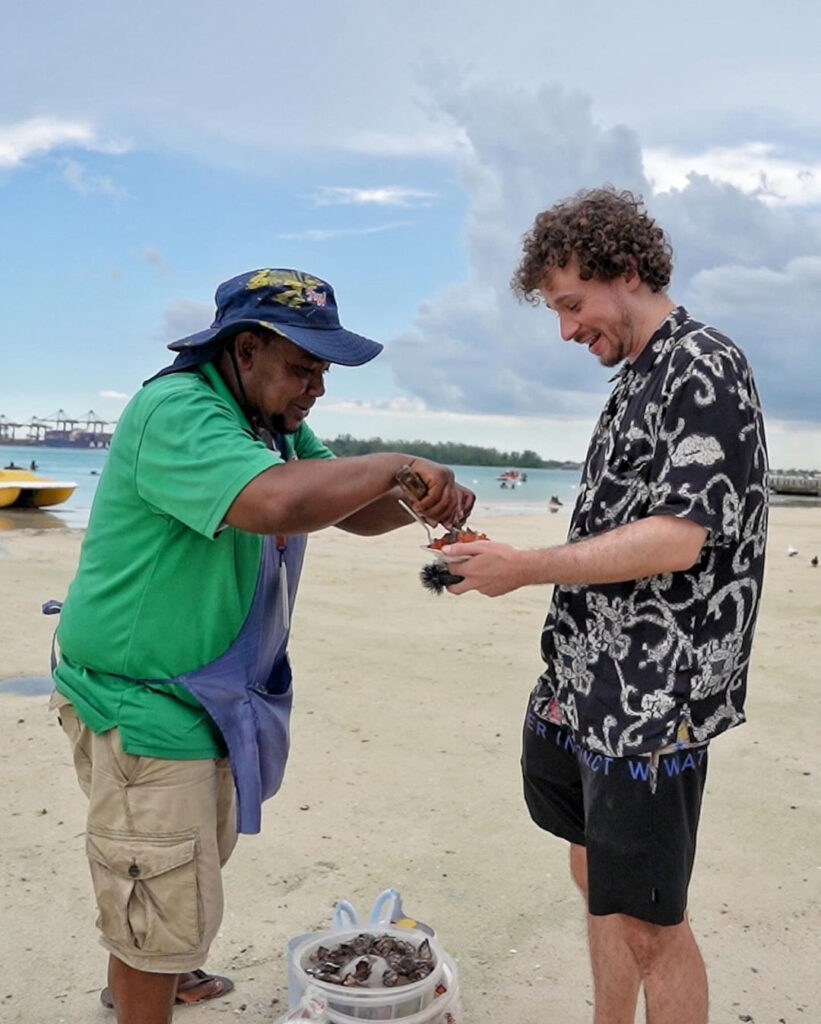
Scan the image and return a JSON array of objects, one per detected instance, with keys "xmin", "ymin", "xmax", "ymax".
[{"xmin": 1, "ymin": 507, "xmax": 819, "ymax": 1024}]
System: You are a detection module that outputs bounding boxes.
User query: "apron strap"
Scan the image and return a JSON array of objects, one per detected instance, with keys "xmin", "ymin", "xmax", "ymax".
[{"xmin": 42, "ymin": 600, "xmax": 63, "ymax": 672}]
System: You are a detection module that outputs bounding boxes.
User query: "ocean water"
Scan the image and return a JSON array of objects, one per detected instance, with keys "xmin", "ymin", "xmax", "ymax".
[
  {"xmin": 449, "ymin": 464, "xmax": 579, "ymax": 518},
  {"xmin": 0, "ymin": 443, "xmax": 581, "ymax": 530},
  {"xmin": 1, "ymin": 445, "xmax": 108, "ymax": 530}
]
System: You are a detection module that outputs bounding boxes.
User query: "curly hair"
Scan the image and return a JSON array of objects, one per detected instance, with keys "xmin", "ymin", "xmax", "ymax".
[{"xmin": 511, "ymin": 186, "xmax": 673, "ymax": 303}]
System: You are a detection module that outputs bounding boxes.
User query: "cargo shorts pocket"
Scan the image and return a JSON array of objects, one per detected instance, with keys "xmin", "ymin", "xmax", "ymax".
[{"xmin": 86, "ymin": 828, "xmax": 202, "ymax": 955}]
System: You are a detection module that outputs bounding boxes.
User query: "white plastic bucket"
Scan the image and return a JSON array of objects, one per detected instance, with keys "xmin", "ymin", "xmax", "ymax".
[
  {"xmin": 325, "ymin": 956, "xmax": 461, "ymax": 1024},
  {"xmin": 286, "ymin": 891, "xmax": 437, "ymax": 1013},
  {"xmin": 290, "ymin": 926, "xmax": 447, "ymax": 1021}
]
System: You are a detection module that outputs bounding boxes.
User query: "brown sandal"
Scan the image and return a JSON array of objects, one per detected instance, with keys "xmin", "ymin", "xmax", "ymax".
[{"xmin": 100, "ymin": 969, "xmax": 234, "ymax": 1009}]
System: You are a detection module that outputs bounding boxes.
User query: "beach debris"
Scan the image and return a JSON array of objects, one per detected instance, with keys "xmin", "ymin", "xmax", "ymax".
[
  {"xmin": 304, "ymin": 933, "xmax": 434, "ymax": 989},
  {"xmin": 787, "ymin": 545, "xmax": 799, "ymax": 556},
  {"xmin": 811, "ymin": 556, "xmax": 818, "ymax": 567}
]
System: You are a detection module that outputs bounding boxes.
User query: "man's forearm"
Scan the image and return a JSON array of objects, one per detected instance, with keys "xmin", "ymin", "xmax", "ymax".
[
  {"xmin": 518, "ymin": 515, "xmax": 708, "ymax": 587},
  {"xmin": 335, "ymin": 488, "xmax": 413, "ymax": 536},
  {"xmin": 225, "ymin": 453, "xmax": 411, "ymax": 534},
  {"xmin": 225, "ymin": 453, "xmax": 467, "ymax": 535}
]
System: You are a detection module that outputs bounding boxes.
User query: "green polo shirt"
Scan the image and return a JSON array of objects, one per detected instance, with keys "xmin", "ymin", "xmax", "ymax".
[{"xmin": 54, "ymin": 362, "xmax": 334, "ymax": 758}]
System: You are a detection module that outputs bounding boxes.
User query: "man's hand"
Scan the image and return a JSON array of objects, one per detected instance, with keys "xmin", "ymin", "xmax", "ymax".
[
  {"xmin": 443, "ymin": 540, "xmax": 530, "ymax": 597},
  {"xmin": 441, "ymin": 515, "xmax": 708, "ymax": 597},
  {"xmin": 451, "ymin": 483, "xmax": 476, "ymax": 526},
  {"xmin": 405, "ymin": 460, "xmax": 475, "ymax": 528}
]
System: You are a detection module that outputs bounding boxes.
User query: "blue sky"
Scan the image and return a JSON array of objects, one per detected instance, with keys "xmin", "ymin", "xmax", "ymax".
[{"xmin": 2, "ymin": 0, "xmax": 820, "ymax": 468}]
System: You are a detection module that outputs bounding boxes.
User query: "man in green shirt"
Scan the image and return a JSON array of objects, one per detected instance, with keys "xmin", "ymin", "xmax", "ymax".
[{"xmin": 52, "ymin": 268, "xmax": 472, "ymax": 1024}]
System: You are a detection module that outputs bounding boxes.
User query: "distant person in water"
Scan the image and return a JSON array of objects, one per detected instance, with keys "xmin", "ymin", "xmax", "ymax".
[
  {"xmin": 5, "ymin": 461, "xmax": 18, "ymax": 469},
  {"xmin": 30, "ymin": 460, "xmax": 38, "ymax": 471}
]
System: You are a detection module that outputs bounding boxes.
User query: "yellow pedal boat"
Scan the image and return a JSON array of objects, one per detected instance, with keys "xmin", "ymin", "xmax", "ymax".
[{"xmin": 0, "ymin": 469, "xmax": 78, "ymax": 509}]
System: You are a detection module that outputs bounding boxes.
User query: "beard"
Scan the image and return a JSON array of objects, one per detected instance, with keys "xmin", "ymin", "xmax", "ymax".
[
  {"xmin": 599, "ymin": 340, "xmax": 626, "ymax": 367},
  {"xmin": 265, "ymin": 412, "xmax": 290, "ymax": 435},
  {"xmin": 599, "ymin": 304, "xmax": 635, "ymax": 366},
  {"xmin": 246, "ymin": 410, "xmax": 291, "ymax": 452}
]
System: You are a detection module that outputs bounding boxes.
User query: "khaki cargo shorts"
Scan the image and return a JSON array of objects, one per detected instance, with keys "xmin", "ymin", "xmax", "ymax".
[{"xmin": 51, "ymin": 691, "xmax": 237, "ymax": 973}]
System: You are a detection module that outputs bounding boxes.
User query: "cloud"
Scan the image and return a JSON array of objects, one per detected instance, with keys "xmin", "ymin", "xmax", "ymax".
[
  {"xmin": 142, "ymin": 245, "xmax": 164, "ymax": 267},
  {"xmin": 313, "ymin": 186, "xmax": 438, "ymax": 207},
  {"xmin": 321, "ymin": 396, "xmax": 429, "ymax": 414},
  {"xmin": 0, "ymin": 116, "xmax": 127, "ymax": 167},
  {"xmin": 277, "ymin": 222, "xmax": 407, "ymax": 242},
  {"xmin": 0, "ymin": 117, "xmax": 94, "ymax": 166},
  {"xmin": 321, "ymin": 394, "xmax": 596, "ymax": 423},
  {"xmin": 644, "ymin": 142, "xmax": 821, "ymax": 206},
  {"xmin": 61, "ymin": 157, "xmax": 128, "ymax": 198},
  {"xmin": 688, "ymin": 256, "xmax": 821, "ymax": 314},
  {"xmin": 386, "ymin": 77, "xmax": 821, "ymax": 424},
  {"xmin": 343, "ymin": 129, "xmax": 471, "ymax": 158},
  {"xmin": 161, "ymin": 298, "xmax": 213, "ymax": 341},
  {"xmin": 388, "ymin": 79, "xmax": 648, "ymax": 416},
  {"xmin": 99, "ymin": 390, "xmax": 130, "ymax": 400},
  {"xmin": 683, "ymin": 256, "xmax": 821, "ymax": 420},
  {"xmin": 141, "ymin": 245, "xmax": 171, "ymax": 276},
  {"xmin": 653, "ymin": 174, "xmax": 821, "ymax": 285}
]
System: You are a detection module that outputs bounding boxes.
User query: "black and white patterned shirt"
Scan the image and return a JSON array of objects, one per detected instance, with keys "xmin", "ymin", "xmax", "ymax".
[{"xmin": 532, "ymin": 306, "xmax": 769, "ymax": 756}]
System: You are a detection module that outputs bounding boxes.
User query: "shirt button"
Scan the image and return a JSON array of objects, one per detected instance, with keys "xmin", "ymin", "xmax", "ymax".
[{"xmin": 128, "ymin": 863, "xmax": 140, "ymax": 878}]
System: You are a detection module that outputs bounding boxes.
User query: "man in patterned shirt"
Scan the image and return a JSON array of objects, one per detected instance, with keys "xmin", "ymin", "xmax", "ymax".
[{"xmin": 447, "ymin": 188, "xmax": 768, "ymax": 1024}]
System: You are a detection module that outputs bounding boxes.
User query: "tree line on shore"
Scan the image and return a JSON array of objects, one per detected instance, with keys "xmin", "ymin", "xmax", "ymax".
[{"xmin": 321, "ymin": 434, "xmax": 581, "ymax": 470}]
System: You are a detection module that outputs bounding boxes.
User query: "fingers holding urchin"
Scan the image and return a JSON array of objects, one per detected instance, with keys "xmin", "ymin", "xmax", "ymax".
[{"xmin": 420, "ymin": 562, "xmax": 464, "ymax": 594}]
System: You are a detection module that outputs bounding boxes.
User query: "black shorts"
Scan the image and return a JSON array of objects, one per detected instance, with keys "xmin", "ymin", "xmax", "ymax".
[{"xmin": 521, "ymin": 707, "xmax": 708, "ymax": 926}]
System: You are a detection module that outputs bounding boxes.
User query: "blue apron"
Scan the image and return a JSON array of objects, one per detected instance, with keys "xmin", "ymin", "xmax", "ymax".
[
  {"xmin": 49, "ymin": 518, "xmax": 307, "ymax": 835},
  {"xmin": 48, "ymin": 523, "xmax": 306, "ymax": 834},
  {"xmin": 152, "ymin": 415, "xmax": 308, "ymax": 835},
  {"xmin": 172, "ymin": 529, "xmax": 307, "ymax": 834}
]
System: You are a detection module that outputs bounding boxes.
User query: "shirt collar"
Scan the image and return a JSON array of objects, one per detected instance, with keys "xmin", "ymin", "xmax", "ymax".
[
  {"xmin": 199, "ymin": 361, "xmax": 254, "ymax": 433},
  {"xmin": 610, "ymin": 305, "xmax": 689, "ymax": 382},
  {"xmin": 200, "ymin": 361, "xmax": 294, "ymax": 457}
]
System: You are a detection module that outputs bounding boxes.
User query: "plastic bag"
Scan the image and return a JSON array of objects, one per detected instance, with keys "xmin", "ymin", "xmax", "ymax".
[{"xmin": 275, "ymin": 984, "xmax": 328, "ymax": 1022}]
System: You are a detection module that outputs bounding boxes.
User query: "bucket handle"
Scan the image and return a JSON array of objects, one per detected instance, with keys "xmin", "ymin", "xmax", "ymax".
[
  {"xmin": 368, "ymin": 887, "xmax": 402, "ymax": 926},
  {"xmin": 331, "ymin": 900, "xmax": 359, "ymax": 929}
]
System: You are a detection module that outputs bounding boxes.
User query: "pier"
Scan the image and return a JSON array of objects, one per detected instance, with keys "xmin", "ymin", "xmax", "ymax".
[
  {"xmin": 768, "ymin": 471, "xmax": 821, "ymax": 497},
  {"xmin": 0, "ymin": 410, "xmax": 114, "ymax": 448}
]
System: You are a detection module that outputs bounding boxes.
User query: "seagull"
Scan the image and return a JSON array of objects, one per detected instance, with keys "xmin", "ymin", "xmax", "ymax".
[{"xmin": 787, "ymin": 546, "xmax": 799, "ymax": 557}]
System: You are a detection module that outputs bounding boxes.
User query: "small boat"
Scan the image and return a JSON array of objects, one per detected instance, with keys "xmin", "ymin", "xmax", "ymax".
[
  {"xmin": 496, "ymin": 470, "xmax": 520, "ymax": 481},
  {"xmin": 0, "ymin": 469, "xmax": 77, "ymax": 509}
]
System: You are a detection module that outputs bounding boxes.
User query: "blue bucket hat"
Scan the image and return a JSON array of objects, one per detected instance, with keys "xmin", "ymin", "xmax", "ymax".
[{"xmin": 167, "ymin": 269, "xmax": 383, "ymax": 368}]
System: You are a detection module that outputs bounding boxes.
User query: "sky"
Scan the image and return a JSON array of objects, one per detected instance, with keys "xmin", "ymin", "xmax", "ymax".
[{"xmin": 2, "ymin": 0, "xmax": 820, "ymax": 469}]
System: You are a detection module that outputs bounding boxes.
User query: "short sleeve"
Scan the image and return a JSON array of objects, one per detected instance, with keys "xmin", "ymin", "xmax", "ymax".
[
  {"xmin": 647, "ymin": 347, "xmax": 762, "ymax": 543},
  {"xmin": 292, "ymin": 422, "xmax": 336, "ymax": 461},
  {"xmin": 135, "ymin": 384, "xmax": 279, "ymax": 537}
]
